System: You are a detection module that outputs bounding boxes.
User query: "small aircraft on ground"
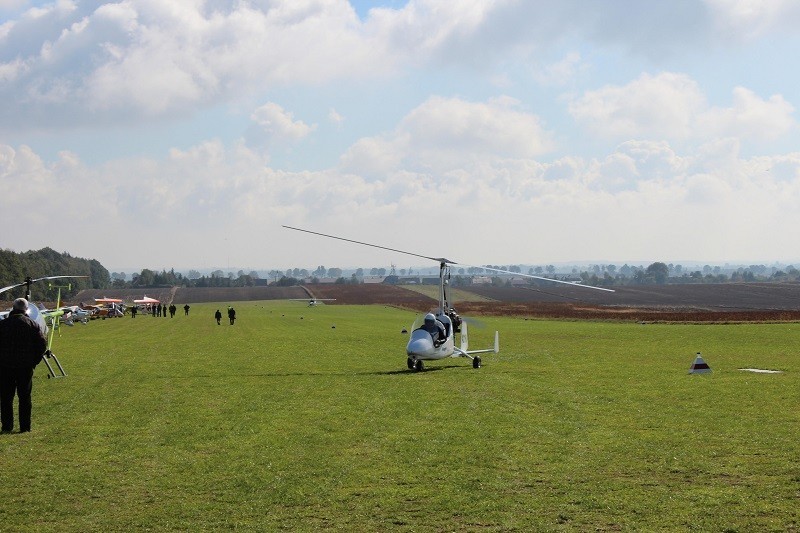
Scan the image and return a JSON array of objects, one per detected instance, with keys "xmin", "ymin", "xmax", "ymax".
[
  {"xmin": 290, "ymin": 297, "xmax": 337, "ymax": 307},
  {"xmin": 283, "ymin": 226, "xmax": 614, "ymax": 371},
  {"xmin": 92, "ymin": 297, "xmax": 125, "ymax": 318},
  {"xmin": 58, "ymin": 305, "xmax": 91, "ymax": 325},
  {"xmin": 0, "ymin": 275, "xmax": 88, "ymax": 377}
]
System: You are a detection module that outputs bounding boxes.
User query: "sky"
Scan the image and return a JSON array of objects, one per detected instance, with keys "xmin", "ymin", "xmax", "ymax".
[{"xmin": 2, "ymin": 0, "xmax": 800, "ymax": 273}]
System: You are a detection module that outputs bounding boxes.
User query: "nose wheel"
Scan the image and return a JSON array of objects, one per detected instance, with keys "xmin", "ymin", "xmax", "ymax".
[
  {"xmin": 472, "ymin": 356, "xmax": 481, "ymax": 369},
  {"xmin": 407, "ymin": 357, "xmax": 424, "ymax": 372}
]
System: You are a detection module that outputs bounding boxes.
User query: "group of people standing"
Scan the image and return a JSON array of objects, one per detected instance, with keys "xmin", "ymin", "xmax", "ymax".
[{"xmin": 131, "ymin": 303, "xmax": 190, "ymax": 318}]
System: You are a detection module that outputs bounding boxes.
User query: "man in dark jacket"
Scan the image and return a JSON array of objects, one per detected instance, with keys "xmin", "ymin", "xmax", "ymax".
[{"xmin": 0, "ymin": 298, "xmax": 47, "ymax": 433}]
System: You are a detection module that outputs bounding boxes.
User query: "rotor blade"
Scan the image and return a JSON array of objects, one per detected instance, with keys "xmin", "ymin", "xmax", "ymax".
[
  {"xmin": 0, "ymin": 276, "xmax": 89, "ymax": 296},
  {"xmin": 459, "ymin": 264, "xmax": 615, "ymax": 293},
  {"xmin": 283, "ymin": 225, "xmax": 452, "ymax": 264},
  {"xmin": 33, "ymin": 275, "xmax": 89, "ymax": 284},
  {"xmin": 284, "ymin": 225, "xmax": 614, "ymax": 292},
  {"xmin": 0, "ymin": 282, "xmax": 26, "ymax": 295}
]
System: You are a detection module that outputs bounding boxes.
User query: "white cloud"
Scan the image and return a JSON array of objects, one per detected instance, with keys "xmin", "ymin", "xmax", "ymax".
[
  {"xmin": 569, "ymin": 72, "xmax": 796, "ymax": 143},
  {"xmin": 328, "ymin": 107, "xmax": 344, "ymax": 124},
  {"xmin": 249, "ymin": 102, "xmax": 316, "ymax": 145},
  {"xmin": 0, "ymin": 0, "xmax": 28, "ymax": 10},
  {"xmin": 705, "ymin": 0, "xmax": 800, "ymax": 39},
  {"xmin": 341, "ymin": 95, "xmax": 554, "ymax": 176},
  {"xmin": 3, "ymin": 2, "xmax": 800, "ymax": 269},
  {"xmin": 0, "ymin": 0, "xmax": 390, "ymax": 128},
  {"xmin": 339, "ymin": 136, "xmax": 403, "ymax": 178},
  {"xmin": 3, "ymin": 131, "xmax": 800, "ymax": 268},
  {"xmin": 0, "ymin": 1, "xmax": 729, "ymax": 131},
  {"xmin": 568, "ymin": 72, "xmax": 706, "ymax": 139},
  {"xmin": 533, "ymin": 51, "xmax": 586, "ymax": 87},
  {"xmin": 697, "ymin": 87, "xmax": 795, "ymax": 140}
]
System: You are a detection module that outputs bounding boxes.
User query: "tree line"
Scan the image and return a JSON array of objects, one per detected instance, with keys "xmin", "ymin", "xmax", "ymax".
[
  {"xmin": 114, "ymin": 261, "xmax": 800, "ymax": 290},
  {"xmin": 0, "ymin": 247, "xmax": 110, "ymax": 302},
  {"xmin": 540, "ymin": 262, "xmax": 800, "ymax": 289},
  {"xmin": 5, "ymin": 248, "xmax": 789, "ymax": 302}
]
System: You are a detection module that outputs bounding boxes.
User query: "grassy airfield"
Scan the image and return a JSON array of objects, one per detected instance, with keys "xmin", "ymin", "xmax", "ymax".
[{"xmin": 2, "ymin": 301, "xmax": 799, "ymax": 531}]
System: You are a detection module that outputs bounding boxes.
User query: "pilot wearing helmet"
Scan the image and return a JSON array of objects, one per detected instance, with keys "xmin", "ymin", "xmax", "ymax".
[{"xmin": 421, "ymin": 313, "xmax": 447, "ymax": 347}]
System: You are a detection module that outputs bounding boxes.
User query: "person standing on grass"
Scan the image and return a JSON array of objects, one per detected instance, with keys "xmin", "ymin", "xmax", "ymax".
[
  {"xmin": 183, "ymin": 304, "xmax": 190, "ymax": 316},
  {"xmin": 215, "ymin": 309, "xmax": 222, "ymax": 325},
  {"xmin": 0, "ymin": 298, "xmax": 47, "ymax": 434},
  {"xmin": 228, "ymin": 306, "xmax": 236, "ymax": 325}
]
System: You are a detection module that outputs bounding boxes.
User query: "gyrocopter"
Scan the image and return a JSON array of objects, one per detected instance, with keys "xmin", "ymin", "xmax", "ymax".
[
  {"xmin": 1, "ymin": 275, "xmax": 88, "ymax": 378},
  {"xmin": 283, "ymin": 226, "xmax": 614, "ymax": 372}
]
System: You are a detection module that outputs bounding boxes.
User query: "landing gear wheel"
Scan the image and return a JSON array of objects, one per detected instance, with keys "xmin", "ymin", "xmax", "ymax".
[
  {"xmin": 407, "ymin": 357, "xmax": 414, "ymax": 370},
  {"xmin": 414, "ymin": 359, "xmax": 424, "ymax": 372},
  {"xmin": 473, "ymin": 356, "xmax": 481, "ymax": 369}
]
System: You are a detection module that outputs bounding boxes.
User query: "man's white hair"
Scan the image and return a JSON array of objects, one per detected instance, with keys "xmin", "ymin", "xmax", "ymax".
[{"xmin": 12, "ymin": 298, "xmax": 29, "ymax": 312}]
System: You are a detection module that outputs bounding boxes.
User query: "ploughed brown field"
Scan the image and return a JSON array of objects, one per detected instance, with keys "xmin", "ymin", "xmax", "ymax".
[{"xmin": 72, "ymin": 281, "xmax": 800, "ymax": 322}]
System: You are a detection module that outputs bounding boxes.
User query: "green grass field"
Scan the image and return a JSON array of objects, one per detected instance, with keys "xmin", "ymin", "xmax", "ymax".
[{"xmin": 2, "ymin": 301, "xmax": 799, "ymax": 531}]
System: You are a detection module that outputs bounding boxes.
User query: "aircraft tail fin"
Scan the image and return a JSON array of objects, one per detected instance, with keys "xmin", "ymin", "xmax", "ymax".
[{"xmin": 462, "ymin": 330, "xmax": 499, "ymax": 356}]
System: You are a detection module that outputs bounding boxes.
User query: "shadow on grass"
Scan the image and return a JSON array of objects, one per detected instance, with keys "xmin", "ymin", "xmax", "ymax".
[{"xmin": 153, "ymin": 364, "xmax": 469, "ymax": 379}]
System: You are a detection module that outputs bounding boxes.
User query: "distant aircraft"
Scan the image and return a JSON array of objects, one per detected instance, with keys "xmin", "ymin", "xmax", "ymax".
[
  {"xmin": 290, "ymin": 297, "xmax": 337, "ymax": 307},
  {"xmin": 57, "ymin": 305, "xmax": 91, "ymax": 325}
]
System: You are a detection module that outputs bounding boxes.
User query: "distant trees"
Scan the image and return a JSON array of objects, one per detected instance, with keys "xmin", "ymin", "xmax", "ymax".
[
  {"xmin": 0, "ymin": 247, "xmax": 106, "ymax": 301},
  {"xmin": 11, "ymin": 245, "xmax": 795, "ymax": 297},
  {"xmin": 645, "ymin": 262, "xmax": 670, "ymax": 284}
]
